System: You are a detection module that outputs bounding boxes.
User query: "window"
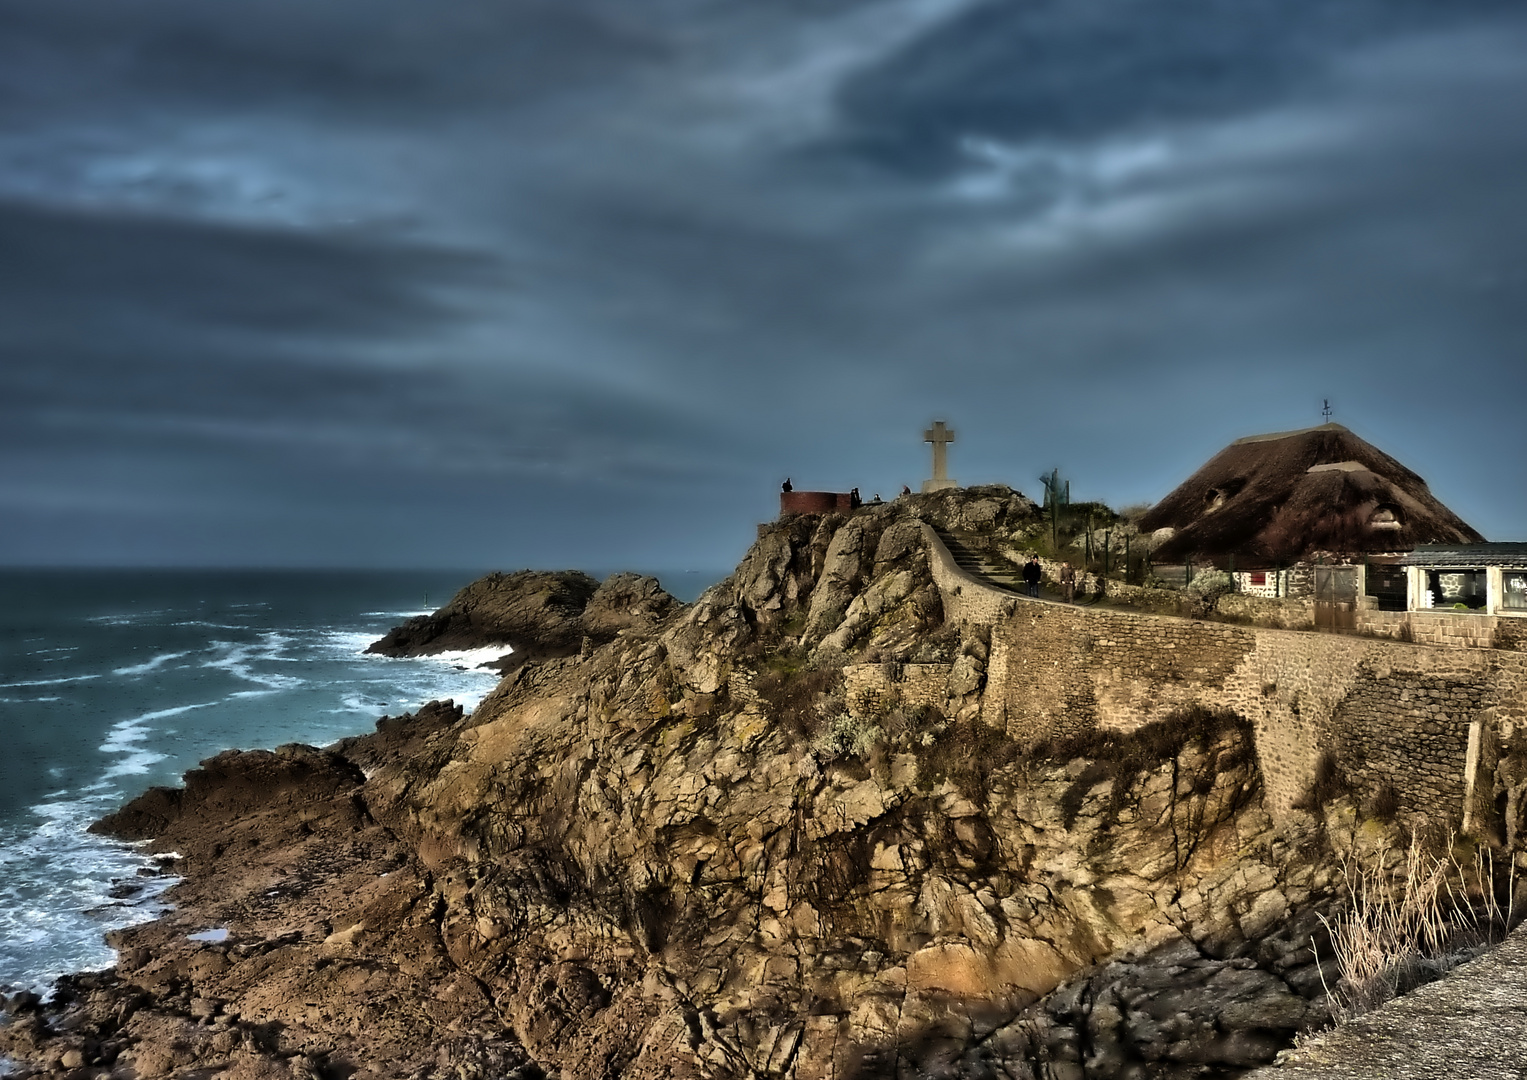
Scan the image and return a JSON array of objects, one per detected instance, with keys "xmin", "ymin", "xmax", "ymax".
[
  {"xmin": 1504, "ymin": 572, "xmax": 1527, "ymax": 612},
  {"xmin": 1366, "ymin": 564, "xmax": 1407, "ymax": 612},
  {"xmin": 1368, "ymin": 505, "xmax": 1403, "ymax": 531},
  {"xmin": 1427, "ymin": 569, "xmax": 1487, "ymax": 610},
  {"xmin": 1249, "ymin": 572, "xmax": 1267, "ymax": 586}
]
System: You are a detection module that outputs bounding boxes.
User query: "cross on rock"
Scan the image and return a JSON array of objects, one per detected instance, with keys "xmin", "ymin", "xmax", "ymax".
[{"xmin": 921, "ymin": 421, "xmax": 958, "ymax": 492}]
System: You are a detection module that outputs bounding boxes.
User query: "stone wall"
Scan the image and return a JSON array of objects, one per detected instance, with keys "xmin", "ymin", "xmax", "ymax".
[
  {"xmin": 843, "ymin": 662, "xmax": 955, "ymax": 717},
  {"xmin": 981, "ymin": 604, "xmax": 1256, "ymax": 743},
  {"xmin": 1355, "ymin": 607, "xmax": 1527, "ymax": 651},
  {"xmin": 920, "ymin": 522, "xmax": 1021, "ymax": 626},
  {"xmin": 978, "ymin": 603, "xmax": 1527, "ymax": 820},
  {"xmin": 920, "ymin": 525, "xmax": 1527, "ymax": 826},
  {"xmin": 1217, "ymin": 593, "xmax": 1315, "ymax": 630}
]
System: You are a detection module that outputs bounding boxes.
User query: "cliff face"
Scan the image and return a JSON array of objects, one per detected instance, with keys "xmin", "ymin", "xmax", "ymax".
[{"xmin": 3, "ymin": 489, "xmax": 1350, "ymax": 1080}]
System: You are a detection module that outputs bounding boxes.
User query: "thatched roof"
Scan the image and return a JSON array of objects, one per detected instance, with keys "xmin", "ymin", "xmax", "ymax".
[{"xmin": 1138, "ymin": 424, "xmax": 1483, "ymax": 566}]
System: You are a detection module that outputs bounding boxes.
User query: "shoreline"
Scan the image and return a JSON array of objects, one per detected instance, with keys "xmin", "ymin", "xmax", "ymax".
[
  {"xmin": 0, "ymin": 577, "xmax": 506, "ymax": 1001},
  {"xmin": 6, "ymin": 500, "xmax": 1513, "ymax": 1079}
]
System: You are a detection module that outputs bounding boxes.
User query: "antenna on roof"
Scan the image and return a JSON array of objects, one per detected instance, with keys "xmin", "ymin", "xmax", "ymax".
[{"xmin": 1322, "ymin": 398, "xmax": 1332, "ymax": 422}]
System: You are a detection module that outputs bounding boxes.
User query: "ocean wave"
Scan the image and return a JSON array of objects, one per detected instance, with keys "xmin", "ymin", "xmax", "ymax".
[
  {"xmin": 101, "ymin": 702, "xmax": 220, "ymax": 742},
  {"xmin": 87, "ymin": 609, "xmax": 175, "ymax": 626},
  {"xmin": 113, "ymin": 650, "xmax": 192, "ymax": 677},
  {"xmin": 422, "ymin": 645, "xmax": 513, "ymax": 669},
  {"xmin": 202, "ymin": 639, "xmax": 303, "ymax": 691},
  {"xmin": 0, "ymin": 674, "xmax": 100, "ymax": 689},
  {"xmin": 0, "ymin": 796, "xmax": 173, "ymax": 994},
  {"xmin": 102, "ymin": 750, "xmax": 170, "ymax": 779},
  {"xmin": 97, "ymin": 707, "xmax": 210, "ymax": 778},
  {"xmin": 322, "ymin": 630, "xmax": 510, "ymax": 672}
]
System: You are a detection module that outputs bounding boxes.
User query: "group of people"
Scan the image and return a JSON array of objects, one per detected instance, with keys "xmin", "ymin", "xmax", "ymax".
[
  {"xmin": 1021, "ymin": 555, "xmax": 1078, "ymax": 603},
  {"xmin": 779, "ymin": 479, "xmax": 899, "ymax": 506}
]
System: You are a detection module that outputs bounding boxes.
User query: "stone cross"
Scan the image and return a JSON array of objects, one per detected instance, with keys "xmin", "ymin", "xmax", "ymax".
[{"xmin": 921, "ymin": 421, "xmax": 958, "ymax": 492}]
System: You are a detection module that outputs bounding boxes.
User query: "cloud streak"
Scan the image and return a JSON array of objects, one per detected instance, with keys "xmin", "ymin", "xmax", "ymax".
[{"xmin": 2, "ymin": 0, "xmax": 1526, "ymax": 566}]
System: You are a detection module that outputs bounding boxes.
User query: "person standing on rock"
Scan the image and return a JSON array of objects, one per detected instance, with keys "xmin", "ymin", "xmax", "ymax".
[
  {"xmin": 1060, "ymin": 561, "xmax": 1076, "ymax": 603},
  {"xmin": 1023, "ymin": 556, "xmax": 1042, "ymax": 598}
]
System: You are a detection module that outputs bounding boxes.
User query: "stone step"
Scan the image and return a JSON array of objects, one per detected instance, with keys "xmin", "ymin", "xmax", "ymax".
[{"xmin": 933, "ymin": 527, "xmax": 1025, "ymax": 595}]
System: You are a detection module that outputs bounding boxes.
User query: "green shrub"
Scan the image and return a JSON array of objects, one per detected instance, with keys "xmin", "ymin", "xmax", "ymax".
[
  {"xmin": 1186, "ymin": 568, "xmax": 1234, "ymax": 616},
  {"xmin": 812, "ymin": 714, "xmax": 882, "ymax": 761}
]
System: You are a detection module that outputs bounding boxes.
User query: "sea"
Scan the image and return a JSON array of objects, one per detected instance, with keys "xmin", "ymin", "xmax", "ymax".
[{"xmin": 0, "ymin": 567, "xmax": 720, "ymax": 996}]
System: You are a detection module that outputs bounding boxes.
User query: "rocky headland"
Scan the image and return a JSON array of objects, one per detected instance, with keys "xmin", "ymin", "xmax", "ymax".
[{"xmin": 2, "ymin": 487, "xmax": 1467, "ymax": 1080}]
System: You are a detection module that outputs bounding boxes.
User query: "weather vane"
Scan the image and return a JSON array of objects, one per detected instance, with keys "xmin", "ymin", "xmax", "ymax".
[{"xmin": 1322, "ymin": 398, "xmax": 1332, "ymax": 422}]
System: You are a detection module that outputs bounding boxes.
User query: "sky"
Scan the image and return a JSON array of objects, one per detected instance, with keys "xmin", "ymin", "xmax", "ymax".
[{"xmin": 3, "ymin": 0, "xmax": 1526, "ymax": 571}]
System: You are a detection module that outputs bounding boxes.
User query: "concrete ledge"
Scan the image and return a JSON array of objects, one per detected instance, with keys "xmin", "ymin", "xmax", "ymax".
[{"xmin": 1248, "ymin": 926, "xmax": 1527, "ymax": 1079}]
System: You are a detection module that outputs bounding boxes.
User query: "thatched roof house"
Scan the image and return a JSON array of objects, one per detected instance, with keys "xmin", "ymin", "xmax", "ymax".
[{"xmin": 1138, "ymin": 424, "xmax": 1483, "ymax": 566}]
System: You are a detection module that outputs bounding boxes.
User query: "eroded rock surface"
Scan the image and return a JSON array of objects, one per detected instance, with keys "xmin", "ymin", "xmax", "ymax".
[
  {"xmin": 365, "ymin": 570, "xmax": 679, "ymax": 672},
  {"xmin": 4, "ymin": 490, "xmax": 1370, "ymax": 1080}
]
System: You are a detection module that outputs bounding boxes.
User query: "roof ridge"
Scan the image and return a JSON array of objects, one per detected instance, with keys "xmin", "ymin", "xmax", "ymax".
[{"xmin": 1231, "ymin": 422, "xmax": 1351, "ymax": 445}]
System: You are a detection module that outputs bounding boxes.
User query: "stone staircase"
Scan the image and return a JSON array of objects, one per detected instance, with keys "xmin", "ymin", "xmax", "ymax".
[{"xmin": 931, "ymin": 527, "xmax": 1025, "ymax": 592}]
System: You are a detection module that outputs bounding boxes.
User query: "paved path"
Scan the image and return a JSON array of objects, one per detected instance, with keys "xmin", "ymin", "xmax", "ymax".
[{"xmin": 1248, "ymin": 927, "xmax": 1527, "ymax": 1080}]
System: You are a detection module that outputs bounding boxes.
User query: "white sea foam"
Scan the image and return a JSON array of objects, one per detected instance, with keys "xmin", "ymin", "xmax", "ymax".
[
  {"xmin": 203, "ymin": 639, "xmax": 303, "ymax": 691},
  {"xmin": 0, "ymin": 674, "xmax": 100, "ymax": 689},
  {"xmin": 0, "ymin": 796, "xmax": 173, "ymax": 994},
  {"xmin": 87, "ymin": 609, "xmax": 173, "ymax": 626},
  {"xmin": 187, "ymin": 928, "xmax": 229, "ymax": 943},
  {"xmin": 102, "ymin": 702, "xmax": 219, "ymax": 740},
  {"xmin": 102, "ymin": 750, "xmax": 170, "ymax": 779},
  {"xmin": 0, "ymin": 593, "xmax": 518, "ymax": 992},
  {"xmin": 113, "ymin": 650, "xmax": 191, "ymax": 677},
  {"xmin": 321, "ymin": 629, "xmax": 385, "ymax": 655},
  {"xmin": 431, "ymin": 645, "xmax": 512, "ymax": 667},
  {"xmin": 97, "ymin": 704, "xmax": 215, "ymax": 776}
]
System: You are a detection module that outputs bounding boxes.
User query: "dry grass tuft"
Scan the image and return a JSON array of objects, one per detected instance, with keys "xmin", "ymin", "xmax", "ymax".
[{"xmin": 1317, "ymin": 831, "xmax": 1520, "ymax": 1024}]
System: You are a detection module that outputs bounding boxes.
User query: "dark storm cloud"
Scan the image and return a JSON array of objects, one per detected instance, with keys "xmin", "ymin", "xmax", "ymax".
[
  {"xmin": 3, "ymin": 0, "xmax": 1527, "ymax": 566},
  {"xmin": 833, "ymin": 0, "xmax": 1520, "ymax": 171},
  {"xmin": 0, "ymin": 0, "xmax": 662, "ymax": 119}
]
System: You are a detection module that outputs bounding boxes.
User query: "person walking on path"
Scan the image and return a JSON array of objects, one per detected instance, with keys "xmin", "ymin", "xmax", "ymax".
[
  {"xmin": 1060, "ymin": 561, "xmax": 1076, "ymax": 603},
  {"xmin": 1023, "ymin": 556, "xmax": 1042, "ymax": 598}
]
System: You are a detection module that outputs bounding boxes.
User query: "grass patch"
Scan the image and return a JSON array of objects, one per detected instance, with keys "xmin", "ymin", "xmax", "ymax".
[
  {"xmin": 751, "ymin": 659, "xmax": 845, "ymax": 740},
  {"xmin": 919, "ymin": 718, "xmax": 1023, "ymax": 799}
]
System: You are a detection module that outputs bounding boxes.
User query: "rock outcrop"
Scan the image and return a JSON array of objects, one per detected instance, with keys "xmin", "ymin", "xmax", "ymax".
[
  {"xmin": 4, "ymin": 489, "xmax": 1378, "ymax": 1080},
  {"xmin": 366, "ymin": 569, "xmax": 678, "ymax": 672}
]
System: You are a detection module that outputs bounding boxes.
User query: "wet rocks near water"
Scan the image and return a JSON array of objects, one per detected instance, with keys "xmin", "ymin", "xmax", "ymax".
[{"xmin": 364, "ymin": 569, "xmax": 679, "ymax": 674}]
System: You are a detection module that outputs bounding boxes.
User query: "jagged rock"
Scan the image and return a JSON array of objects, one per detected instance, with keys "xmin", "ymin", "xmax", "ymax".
[
  {"xmin": 7, "ymin": 489, "xmax": 1397, "ymax": 1080},
  {"xmin": 582, "ymin": 572, "xmax": 678, "ymax": 640},
  {"xmin": 365, "ymin": 569, "xmax": 601, "ymax": 665}
]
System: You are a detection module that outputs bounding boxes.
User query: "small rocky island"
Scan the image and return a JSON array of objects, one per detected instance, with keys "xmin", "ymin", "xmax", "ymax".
[{"xmin": 4, "ymin": 486, "xmax": 1522, "ymax": 1079}]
